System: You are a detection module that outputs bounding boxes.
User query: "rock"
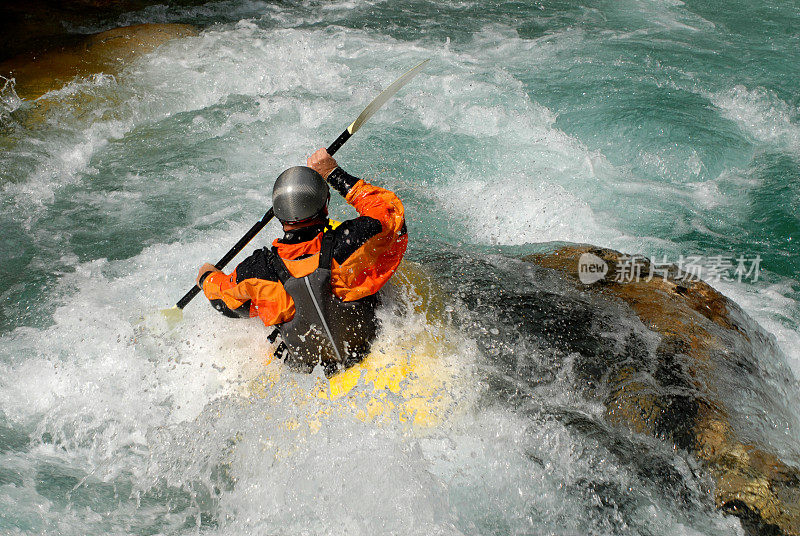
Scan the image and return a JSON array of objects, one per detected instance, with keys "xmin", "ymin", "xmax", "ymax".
[
  {"xmin": 0, "ymin": 1, "xmax": 197, "ymax": 62},
  {"xmin": 0, "ymin": 23, "xmax": 198, "ymax": 100},
  {"xmin": 524, "ymin": 245, "xmax": 800, "ymax": 536}
]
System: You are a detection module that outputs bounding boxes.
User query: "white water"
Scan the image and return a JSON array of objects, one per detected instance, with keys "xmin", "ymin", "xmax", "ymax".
[{"xmin": 2, "ymin": 1, "xmax": 799, "ymax": 534}]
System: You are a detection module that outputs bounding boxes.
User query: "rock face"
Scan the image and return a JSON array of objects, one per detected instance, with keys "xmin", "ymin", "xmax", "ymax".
[
  {"xmin": 0, "ymin": 1, "xmax": 198, "ymax": 62},
  {"xmin": 524, "ymin": 245, "xmax": 800, "ymax": 536},
  {"xmin": 0, "ymin": 23, "xmax": 197, "ymax": 100}
]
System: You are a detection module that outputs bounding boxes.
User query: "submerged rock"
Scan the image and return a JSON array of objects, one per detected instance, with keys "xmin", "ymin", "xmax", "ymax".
[
  {"xmin": 0, "ymin": 23, "xmax": 197, "ymax": 100},
  {"xmin": 522, "ymin": 245, "xmax": 800, "ymax": 536}
]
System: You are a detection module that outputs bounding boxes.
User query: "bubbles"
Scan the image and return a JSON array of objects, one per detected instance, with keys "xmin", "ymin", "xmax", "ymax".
[{"xmin": 711, "ymin": 85, "xmax": 800, "ymax": 154}]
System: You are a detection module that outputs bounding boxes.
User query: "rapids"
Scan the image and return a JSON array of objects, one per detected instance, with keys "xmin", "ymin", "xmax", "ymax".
[{"xmin": 1, "ymin": 0, "xmax": 799, "ymax": 534}]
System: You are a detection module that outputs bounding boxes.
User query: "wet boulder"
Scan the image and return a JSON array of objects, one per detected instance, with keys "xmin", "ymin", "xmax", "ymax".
[{"xmin": 522, "ymin": 245, "xmax": 800, "ymax": 536}]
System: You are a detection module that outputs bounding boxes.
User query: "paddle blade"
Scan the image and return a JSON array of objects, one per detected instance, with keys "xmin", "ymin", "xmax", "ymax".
[
  {"xmin": 160, "ymin": 305, "xmax": 184, "ymax": 327},
  {"xmin": 346, "ymin": 59, "xmax": 430, "ymax": 135}
]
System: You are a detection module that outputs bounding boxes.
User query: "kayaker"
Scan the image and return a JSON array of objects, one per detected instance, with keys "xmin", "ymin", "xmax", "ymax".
[{"xmin": 195, "ymin": 148, "xmax": 407, "ymax": 374}]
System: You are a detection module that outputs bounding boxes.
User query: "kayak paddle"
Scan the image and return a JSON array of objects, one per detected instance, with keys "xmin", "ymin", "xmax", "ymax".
[{"xmin": 161, "ymin": 58, "xmax": 430, "ymax": 325}]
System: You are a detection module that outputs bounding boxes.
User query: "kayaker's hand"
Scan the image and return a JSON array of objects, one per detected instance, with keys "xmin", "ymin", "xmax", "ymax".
[
  {"xmin": 196, "ymin": 263, "xmax": 220, "ymax": 288},
  {"xmin": 307, "ymin": 147, "xmax": 338, "ymax": 180}
]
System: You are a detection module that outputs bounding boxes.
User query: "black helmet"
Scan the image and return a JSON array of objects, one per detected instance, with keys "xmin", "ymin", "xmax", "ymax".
[{"xmin": 272, "ymin": 166, "xmax": 330, "ymax": 223}]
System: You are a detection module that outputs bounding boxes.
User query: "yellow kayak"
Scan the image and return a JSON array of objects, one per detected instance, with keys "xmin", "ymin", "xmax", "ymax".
[{"xmin": 244, "ymin": 259, "xmax": 470, "ymax": 432}]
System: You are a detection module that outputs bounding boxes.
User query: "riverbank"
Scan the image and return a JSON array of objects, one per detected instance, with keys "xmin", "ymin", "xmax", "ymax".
[
  {"xmin": 1, "ymin": 23, "xmax": 198, "ymax": 100},
  {"xmin": 0, "ymin": 1, "xmax": 202, "ymax": 62}
]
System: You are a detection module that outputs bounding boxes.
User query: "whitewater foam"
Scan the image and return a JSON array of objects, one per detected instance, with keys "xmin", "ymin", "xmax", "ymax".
[{"xmin": 711, "ymin": 85, "xmax": 800, "ymax": 155}]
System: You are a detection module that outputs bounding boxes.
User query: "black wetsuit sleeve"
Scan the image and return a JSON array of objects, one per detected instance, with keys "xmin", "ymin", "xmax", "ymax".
[
  {"xmin": 209, "ymin": 299, "xmax": 251, "ymax": 318},
  {"xmin": 327, "ymin": 167, "xmax": 361, "ymax": 197}
]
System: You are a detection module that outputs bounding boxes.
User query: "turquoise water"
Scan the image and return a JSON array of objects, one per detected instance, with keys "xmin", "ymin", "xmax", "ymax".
[{"xmin": 1, "ymin": 0, "xmax": 799, "ymax": 534}]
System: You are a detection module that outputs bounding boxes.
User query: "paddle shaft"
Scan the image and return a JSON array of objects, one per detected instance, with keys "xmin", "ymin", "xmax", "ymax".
[
  {"xmin": 174, "ymin": 135, "xmax": 350, "ymax": 310},
  {"xmin": 327, "ymin": 129, "xmax": 351, "ymax": 155}
]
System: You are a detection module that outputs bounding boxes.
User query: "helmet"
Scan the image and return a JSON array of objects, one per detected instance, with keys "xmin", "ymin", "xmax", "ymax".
[{"xmin": 272, "ymin": 166, "xmax": 330, "ymax": 223}]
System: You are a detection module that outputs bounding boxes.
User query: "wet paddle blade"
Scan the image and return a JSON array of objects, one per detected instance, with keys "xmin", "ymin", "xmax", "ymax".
[
  {"xmin": 160, "ymin": 305, "xmax": 184, "ymax": 327},
  {"xmin": 346, "ymin": 59, "xmax": 430, "ymax": 135}
]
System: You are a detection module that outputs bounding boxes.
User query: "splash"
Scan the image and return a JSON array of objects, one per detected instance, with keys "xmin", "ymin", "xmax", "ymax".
[
  {"xmin": 0, "ymin": 76, "xmax": 22, "ymax": 123},
  {"xmin": 711, "ymin": 85, "xmax": 800, "ymax": 155}
]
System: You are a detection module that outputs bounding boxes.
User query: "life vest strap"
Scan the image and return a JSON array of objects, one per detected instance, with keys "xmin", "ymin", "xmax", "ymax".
[
  {"xmin": 270, "ymin": 251, "xmax": 294, "ymax": 283},
  {"xmin": 318, "ymin": 231, "xmax": 336, "ymax": 268}
]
